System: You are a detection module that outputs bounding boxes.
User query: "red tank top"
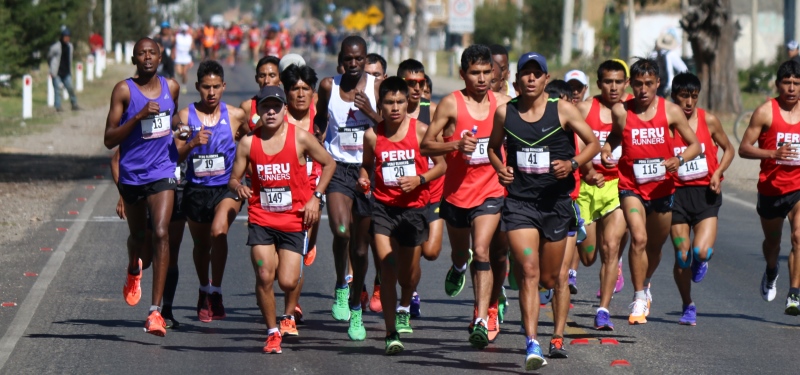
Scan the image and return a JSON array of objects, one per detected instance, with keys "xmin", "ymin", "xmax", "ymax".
[
  {"xmin": 672, "ymin": 109, "xmax": 721, "ymax": 187},
  {"xmin": 570, "ymin": 133, "xmax": 580, "ymax": 200},
  {"xmin": 286, "ymin": 100, "xmax": 321, "ymax": 190},
  {"xmin": 427, "ymin": 157, "xmax": 444, "ymax": 203},
  {"xmin": 263, "ymin": 39, "xmax": 282, "ymax": 58},
  {"xmin": 248, "ymin": 124, "xmax": 310, "ymax": 232},
  {"xmin": 586, "ymin": 97, "xmax": 620, "ymax": 180},
  {"xmin": 618, "ymin": 98, "xmax": 675, "ymax": 200},
  {"xmin": 758, "ymin": 99, "xmax": 800, "ymax": 196},
  {"xmin": 373, "ymin": 119, "xmax": 430, "ymax": 208},
  {"xmin": 442, "ymin": 90, "xmax": 505, "ymax": 208}
]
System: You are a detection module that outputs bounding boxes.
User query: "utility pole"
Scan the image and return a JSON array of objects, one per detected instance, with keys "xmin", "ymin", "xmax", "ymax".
[
  {"xmin": 104, "ymin": 0, "xmax": 112, "ymax": 51},
  {"xmin": 627, "ymin": 0, "xmax": 635, "ymax": 61},
  {"xmin": 560, "ymin": 0, "xmax": 574, "ymax": 65},
  {"xmin": 751, "ymin": 0, "xmax": 758, "ymax": 66}
]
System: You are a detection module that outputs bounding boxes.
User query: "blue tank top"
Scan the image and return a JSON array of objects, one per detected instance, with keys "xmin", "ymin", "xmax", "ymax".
[
  {"xmin": 119, "ymin": 76, "xmax": 178, "ymax": 185},
  {"xmin": 185, "ymin": 103, "xmax": 236, "ymax": 186}
]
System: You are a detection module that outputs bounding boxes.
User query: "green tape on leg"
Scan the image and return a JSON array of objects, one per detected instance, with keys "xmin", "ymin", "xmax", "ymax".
[
  {"xmin": 523, "ymin": 248, "xmax": 533, "ymax": 256},
  {"xmin": 584, "ymin": 245, "xmax": 595, "ymax": 254},
  {"xmin": 673, "ymin": 237, "xmax": 685, "ymax": 247},
  {"xmin": 257, "ymin": 259, "xmax": 263, "ymax": 267},
  {"xmin": 629, "ymin": 208, "xmax": 639, "ymax": 214}
]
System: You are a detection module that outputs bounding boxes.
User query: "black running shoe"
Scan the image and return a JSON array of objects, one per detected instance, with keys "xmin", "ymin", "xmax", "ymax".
[
  {"xmin": 161, "ymin": 305, "xmax": 180, "ymax": 329},
  {"xmin": 548, "ymin": 337, "xmax": 568, "ymax": 358}
]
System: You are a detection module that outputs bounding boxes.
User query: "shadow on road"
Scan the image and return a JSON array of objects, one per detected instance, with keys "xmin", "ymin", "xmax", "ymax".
[{"xmin": 0, "ymin": 153, "xmax": 109, "ymax": 182}]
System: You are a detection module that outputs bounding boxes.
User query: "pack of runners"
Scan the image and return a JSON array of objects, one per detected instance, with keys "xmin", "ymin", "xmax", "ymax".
[{"xmin": 106, "ymin": 35, "xmax": 797, "ymax": 371}]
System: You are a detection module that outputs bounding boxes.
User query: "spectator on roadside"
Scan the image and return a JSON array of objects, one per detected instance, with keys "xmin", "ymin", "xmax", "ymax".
[
  {"xmin": 89, "ymin": 31, "xmax": 104, "ymax": 55},
  {"xmin": 787, "ymin": 40, "xmax": 800, "ymax": 65},
  {"xmin": 154, "ymin": 22, "xmax": 175, "ymax": 79},
  {"xmin": 650, "ymin": 32, "xmax": 688, "ymax": 97},
  {"xmin": 48, "ymin": 28, "xmax": 79, "ymax": 112}
]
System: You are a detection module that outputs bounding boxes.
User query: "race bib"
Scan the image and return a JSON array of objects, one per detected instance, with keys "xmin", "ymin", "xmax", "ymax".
[
  {"xmin": 633, "ymin": 158, "xmax": 666, "ymax": 184},
  {"xmin": 141, "ymin": 110, "xmax": 171, "ymax": 139},
  {"xmin": 339, "ymin": 125, "xmax": 367, "ymax": 151},
  {"xmin": 468, "ymin": 138, "xmax": 490, "ymax": 165},
  {"xmin": 592, "ymin": 141, "xmax": 622, "ymax": 166},
  {"xmin": 260, "ymin": 186, "xmax": 292, "ymax": 212},
  {"xmin": 428, "ymin": 157, "xmax": 434, "ymax": 169},
  {"xmin": 306, "ymin": 156, "xmax": 313, "ymax": 176},
  {"xmin": 192, "ymin": 154, "xmax": 225, "ymax": 177},
  {"xmin": 777, "ymin": 142, "xmax": 800, "ymax": 166},
  {"xmin": 516, "ymin": 146, "xmax": 550, "ymax": 174},
  {"xmin": 677, "ymin": 154, "xmax": 709, "ymax": 181},
  {"xmin": 382, "ymin": 160, "xmax": 417, "ymax": 186}
]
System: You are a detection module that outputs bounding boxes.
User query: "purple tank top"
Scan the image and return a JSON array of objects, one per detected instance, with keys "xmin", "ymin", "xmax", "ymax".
[
  {"xmin": 185, "ymin": 103, "xmax": 236, "ymax": 186},
  {"xmin": 119, "ymin": 76, "xmax": 178, "ymax": 185}
]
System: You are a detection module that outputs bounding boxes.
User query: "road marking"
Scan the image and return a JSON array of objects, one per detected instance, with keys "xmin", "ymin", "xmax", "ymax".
[
  {"xmin": 0, "ymin": 182, "xmax": 110, "ymax": 371},
  {"xmin": 724, "ymin": 193, "xmax": 756, "ymax": 210},
  {"xmin": 55, "ymin": 215, "xmax": 330, "ymax": 223}
]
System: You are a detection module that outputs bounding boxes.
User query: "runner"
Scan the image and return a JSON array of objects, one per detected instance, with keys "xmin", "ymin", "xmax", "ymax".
[
  {"xmin": 575, "ymin": 59, "xmax": 631, "ymax": 330},
  {"xmin": 421, "ymin": 44, "xmax": 511, "ymax": 349},
  {"xmin": 228, "ymin": 85, "xmax": 335, "ymax": 354},
  {"xmin": 489, "ymin": 52, "xmax": 600, "ymax": 370},
  {"xmin": 565, "ymin": 70, "xmax": 589, "ymax": 104},
  {"xmin": 601, "ymin": 58, "xmax": 700, "ymax": 325},
  {"xmin": 279, "ymin": 61, "xmax": 321, "ymax": 333},
  {"xmin": 172, "ymin": 60, "xmax": 249, "ymax": 323},
  {"xmin": 668, "ymin": 72, "xmax": 733, "ymax": 325},
  {"xmin": 240, "ymin": 56, "xmax": 281, "ymax": 130},
  {"xmin": 738, "ymin": 60, "xmax": 800, "ymax": 315},
  {"xmin": 423, "ymin": 74, "xmax": 432, "ymax": 101},
  {"xmin": 226, "ymin": 23, "xmax": 243, "ymax": 67},
  {"xmin": 315, "ymin": 36, "xmax": 382, "ymax": 340},
  {"xmin": 489, "ymin": 44, "xmax": 515, "ymax": 97},
  {"xmin": 359, "ymin": 76, "xmax": 446, "ymax": 354},
  {"xmin": 248, "ymin": 23, "xmax": 261, "ymax": 65},
  {"xmin": 263, "ymin": 26, "xmax": 284, "ymax": 58},
  {"xmin": 365, "ymin": 53, "xmax": 388, "ymax": 79},
  {"xmin": 103, "ymin": 37, "xmax": 181, "ymax": 336},
  {"xmin": 174, "ymin": 25, "xmax": 194, "ymax": 94},
  {"xmin": 202, "ymin": 22, "xmax": 216, "ymax": 60}
]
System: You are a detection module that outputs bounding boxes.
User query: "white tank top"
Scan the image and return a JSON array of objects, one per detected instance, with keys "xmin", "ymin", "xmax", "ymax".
[
  {"xmin": 324, "ymin": 74, "xmax": 377, "ymax": 164},
  {"xmin": 174, "ymin": 33, "xmax": 193, "ymax": 64}
]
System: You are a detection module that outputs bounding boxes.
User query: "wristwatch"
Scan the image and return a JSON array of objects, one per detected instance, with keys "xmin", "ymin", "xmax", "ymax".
[
  {"xmin": 570, "ymin": 158, "xmax": 579, "ymax": 171},
  {"xmin": 419, "ymin": 175, "xmax": 427, "ymax": 185},
  {"xmin": 677, "ymin": 155, "xmax": 685, "ymax": 166},
  {"xmin": 313, "ymin": 191, "xmax": 323, "ymax": 200}
]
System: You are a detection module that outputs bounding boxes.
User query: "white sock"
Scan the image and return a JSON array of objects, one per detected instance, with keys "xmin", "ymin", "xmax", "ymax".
[
  {"xmin": 149, "ymin": 305, "xmax": 160, "ymax": 313},
  {"xmin": 208, "ymin": 285, "xmax": 221, "ymax": 294},
  {"xmin": 455, "ymin": 263, "xmax": 468, "ymax": 273},
  {"xmin": 569, "ymin": 269, "xmax": 577, "ymax": 277},
  {"xmin": 597, "ymin": 307, "xmax": 609, "ymax": 314},
  {"xmin": 474, "ymin": 317, "xmax": 486, "ymax": 325},
  {"xmin": 396, "ymin": 305, "xmax": 410, "ymax": 313},
  {"xmin": 200, "ymin": 284, "xmax": 210, "ymax": 293},
  {"xmin": 267, "ymin": 327, "xmax": 279, "ymax": 335}
]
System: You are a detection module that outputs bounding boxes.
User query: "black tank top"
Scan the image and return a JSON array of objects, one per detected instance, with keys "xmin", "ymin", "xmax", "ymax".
[
  {"xmin": 418, "ymin": 98, "xmax": 431, "ymax": 124},
  {"xmin": 504, "ymin": 97, "xmax": 575, "ymax": 200}
]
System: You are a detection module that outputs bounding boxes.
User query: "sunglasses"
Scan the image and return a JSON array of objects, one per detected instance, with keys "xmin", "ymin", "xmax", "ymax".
[{"xmin": 404, "ymin": 78, "xmax": 427, "ymax": 88}]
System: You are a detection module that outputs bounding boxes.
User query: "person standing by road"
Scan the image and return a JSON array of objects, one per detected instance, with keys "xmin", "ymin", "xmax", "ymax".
[{"xmin": 48, "ymin": 28, "xmax": 80, "ymax": 112}]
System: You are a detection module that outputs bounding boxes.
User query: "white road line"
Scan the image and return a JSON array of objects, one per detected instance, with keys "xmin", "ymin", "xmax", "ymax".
[
  {"xmin": 724, "ymin": 193, "xmax": 757, "ymax": 210},
  {"xmin": 55, "ymin": 214, "xmax": 329, "ymax": 222},
  {"xmin": 0, "ymin": 182, "xmax": 110, "ymax": 371}
]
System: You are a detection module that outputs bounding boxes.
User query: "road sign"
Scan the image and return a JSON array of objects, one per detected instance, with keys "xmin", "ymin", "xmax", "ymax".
[
  {"xmin": 448, "ymin": 0, "xmax": 475, "ymax": 34},
  {"xmin": 343, "ymin": 12, "xmax": 370, "ymax": 31},
  {"xmin": 366, "ymin": 5, "xmax": 384, "ymax": 25}
]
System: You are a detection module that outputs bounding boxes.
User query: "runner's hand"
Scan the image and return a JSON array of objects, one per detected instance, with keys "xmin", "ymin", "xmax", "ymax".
[
  {"xmin": 190, "ymin": 123, "xmax": 211, "ymax": 147},
  {"xmin": 235, "ymin": 184, "xmax": 252, "ymax": 200},
  {"xmin": 177, "ymin": 123, "xmax": 191, "ymax": 140},
  {"xmin": 300, "ymin": 198, "xmax": 320, "ymax": 228},
  {"xmin": 458, "ymin": 131, "xmax": 477, "ymax": 154},
  {"xmin": 497, "ymin": 166, "xmax": 514, "ymax": 186},
  {"xmin": 709, "ymin": 172, "xmax": 722, "ymax": 194},
  {"xmin": 662, "ymin": 157, "xmax": 680, "ymax": 173},
  {"xmin": 773, "ymin": 143, "xmax": 798, "ymax": 161},
  {"xmin": 398, "ymin": 176, "xmax": 421, "ymax": 193},
  {"xmin": 357, "ymin": 177, "xmax": 371, "ymax": 193},
  {"xmin": 551, "ymin": 160, "xmax": 572, "ymax": 179},
  {"xmin": 354, "ymin": 90, "xmax": 371, "ymax": 113},
  {"xmin": 116, "ymin": 197, "xmax": 126, "ymax": 219},
  {"xmin": 600, "ymin": 149, "xmax": 615, "ymax": 168},
  {"xmin": 583, "ymin": 169, "xmax": 605, "ymax": 188},
  {"xmin": 137, "ymin": 101, "xmax": 160, "ymax": 121}
]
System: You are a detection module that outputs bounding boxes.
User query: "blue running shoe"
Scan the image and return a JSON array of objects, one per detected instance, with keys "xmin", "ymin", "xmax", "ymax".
[
  {"xmin": 692, "ymin": 261, "xmax": 708, "ymax": 283},
  {"xmin": 679, "ymin": 304, "xmax": 697, "ymax": 326},
  {"xmin": 568, "ymin": 269, "xmax": 577, "ymax": 295},
  {"xmin": 594, "ymin": 309, "xmax": 614, "ymax": 331},
  {"xmin": 410, "ymin": 292, "xmax": 421, "ymax": 318},
  {"xmin": 525, "ymin": 339, "xmax": 548, "ymax": 371}
]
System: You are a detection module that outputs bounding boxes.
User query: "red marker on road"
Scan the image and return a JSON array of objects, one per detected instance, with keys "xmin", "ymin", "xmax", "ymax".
[
  {"xmin": 24, "ymin": 272, "xmax": 38, "ymax": 277},
  {"xmin": 610, "ymin": 360, "xmax": 631, "ymax": 367}
]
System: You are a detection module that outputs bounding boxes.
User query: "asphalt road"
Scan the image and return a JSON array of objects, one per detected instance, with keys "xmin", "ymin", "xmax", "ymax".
[{"xmin": 0, "ymin": 57, "xmax": 798, "ymax": 375}]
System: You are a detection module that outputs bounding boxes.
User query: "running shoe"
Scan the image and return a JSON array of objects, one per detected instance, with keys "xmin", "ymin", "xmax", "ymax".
[
  {"xmin": 331, "ymin": 286, "xmax": 350, "ymax": 321},
  {"xmin": 410, "ymin": 292, "xmax": 421, "ymax": 318},
  {"xmin": 369, "ymin": 284, "xmax": 383, "ymax": 313},
  {"xmin": 348, "ymin": 308, "xmax": 366, "ymax": 341},
  {"xmin": 498, "ymin": 287, "xmax": 507, "ymax": 323},
  {"xmin": 209, "ymin": 292, "xmax": 226, "ymax": 320},
  {"xmin": 396, "ymin": 310, "xmax": 413, "ymax": 333},
  {"xmin": 568, "ymin": 269, "xmax": 578, "ymax": 295},
  {"xmin": 679, "ymin": 304, "xmax": 697, "ymax": 326},
  {"xmin": 197, "ymin": 290, "xmax": 212, "ymax": 323},
  {"xmin": 385, "ymin": 331, "xmax": 404, "ymax": 355},
  {"xmin": 786, "ymin": 293, "xmax": 800, "ymax": 316},
  {"xmin": 123, "ymin": 259, "xmax": 142, "ymax": 306},
  {"xmin": 539, "ymin": 287, "xmax": 554, "ymax": 304},
  {"xmin": 360, "ymin": 285, "xmax": 369, "ymax": 311},
  {"xmin": 692, "ymin": 260, "xmax": 709, "ymax": 283},
  {"xmin": 469, "ymin": 320, "xmax": 489, "ymax": 349},
  {"xmin": 761, "ymin": 270, "xmax": 779, "ymax": 302},
  {"xmin": 488, "ymin": 305, "xmax": 500, "ymax": 343},
  {"xmin": 144, "ymin": 310, "xmax": 167, "ymax": 337},
  {"xmin": 548, "ymin": 336, "xmax": 568, "ymax": 359},
  {"xmin": 525, "ymin": 339, "xmax": 548, "ymax": 371},
  {"xmin": 294, "ymin": 303, "xmax": 304, "ymax": 324},
  {"xmin": 161, "ymin": 305, "xmax": 180, "ymax": 329},
  {"xmin": 444, "ymin": 265, "xmax": 466, "ymax": 297},
  {"xmin": 594, "ymin": 309, "xmax": 614, "ymax": 330},
  {"xmin": 645, "ymin": 284, "xmax": 653, "ymax": 316},
  {"xmin": 263, "ymin": 331, "xmax": 282, "ymax": 354},
  {"xmin": 468, "ymin": 305, "xmax": 478, "ymax": 333},
  {"xmin": 615, "ymin": 261, "xmax": 625, "ymax": 293},
  {"xmin": 280, "ymin": 315, "xmax": 299, "ymax": 336},
  {"xmin": 303, "ymin": 245, "xmax": 317, "ymax": 266},
  {"xmin": 628, "ymin": 299, "xmax": 648, "ymax": 325}
]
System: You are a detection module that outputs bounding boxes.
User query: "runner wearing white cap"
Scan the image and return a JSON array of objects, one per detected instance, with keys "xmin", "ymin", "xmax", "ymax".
[{"xmin": 564, "ymin": 70, "xmax": 589, "ymax": 105}]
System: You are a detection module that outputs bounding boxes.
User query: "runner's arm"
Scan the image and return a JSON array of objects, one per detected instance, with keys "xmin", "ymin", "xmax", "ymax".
[
  {"xmin": 489, "ymin": 104, "xmax": 514, "ymax": 186},
  {"xmin": 739, "ymin": 101, "xmax": 786, "ymax": 160},
  {"xmin": 172, "ymin": 109, "xmax": 196, "ymax": 163},
  {"xmin": 104, "ymin": 82, "xmax": 143, "ymax": 149},
  {"xmin": 359, "ymin": 128, "xmax": 377, "ymax": 184},
  {"xmin": 602, "ymin": 102, "xmax": 626, "ymax": 167},
  {"xmin": 228, "ymin": 105, "xmax": 250, "ymax": 141},
  {"xmin": 301, "ymin": 127, "xmax": 336, "ymax": 195},
  {"xmin": 314, "ymin": 77, "xmax": 333, "ymax": 142},
  {"xmin": 561, "ymin": 100, "xmax": 600, "ymax": 168},
  {"xmin": 417, "ymin": 123, "xmax": 446, "ymax": 183},
  {"xmin": 667, "ymin": 101, "xmax": 701, "ymax": 170},
  {"xmin": 110, "ymin": 148, "xmax": 126, "ymax": 219},
  {"xmin": 228, "ymin": 134, "xmax": 252, "ymax": 199},
  {"xmin": 420, "ymin": 94, "xmax": 461, "ymax": 156},
  {"xmin": 706, "ymin": 111, "xmax": 735, "ymax": 176}
]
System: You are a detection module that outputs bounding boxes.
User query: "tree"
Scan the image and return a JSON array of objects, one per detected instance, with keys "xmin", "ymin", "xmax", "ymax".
[
  {"xmin": 680, "ymin": 0, "xmax": 741, "ymax": 113},
  {"xmin": 474, "ymin": 2, "xmax": 518, "ymax": 47}
]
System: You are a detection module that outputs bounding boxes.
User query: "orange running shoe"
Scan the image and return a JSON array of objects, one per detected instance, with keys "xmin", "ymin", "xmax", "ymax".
[
  {"xmin": 294, "ymin": 303, "xmax": 304, "ymax": 324},
  {"xmin": 360, "ymin": 287, "xmax": 369, "ymax": 311},
  {"xmin": 488, "ymin": 304, "xmax": 500, "ymax": 343},
  {"xmin": 369, "ymin": 285, "xmax": 383, "ymax": 313},
  {"xmin": 628, "ymin": 299, "xmax": 648, "ymax": 325},
  {"xmin": 123, "ymin": 259, "xmax": 142, "ymax": 306},
  {"xmin": 304, "ymin": 245, "xmax": 317, "ymax": 266},
  {"xmin": 144, "ymin": 310, "xmax": 167, "ymax": 337},
  {"xmin": 263, "ymin": 331, "xmax": 282, "ymax": 354},
  {"xmin": 280, "ymin": 316, "xmax": 299, "ymax": 336}
]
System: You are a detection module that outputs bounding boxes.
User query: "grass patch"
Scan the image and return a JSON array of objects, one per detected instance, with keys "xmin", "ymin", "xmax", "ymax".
[{"xmin": 0, "ymin": 63, "xmax": 132, "ymax": 137}]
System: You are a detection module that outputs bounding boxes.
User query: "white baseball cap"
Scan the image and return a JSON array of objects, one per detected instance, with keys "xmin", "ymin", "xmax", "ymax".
[
  {"xmin": 564, "ymin": 70, "xmax": 588, "ymax": 86},
  {"xmin": 279, "ymin": 54, "xmax": 306, "ymax": 73}
]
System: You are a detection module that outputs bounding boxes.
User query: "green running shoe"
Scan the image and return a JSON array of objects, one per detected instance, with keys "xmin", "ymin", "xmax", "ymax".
[
  {"xmin": 498, "ymin": 287, "xmax": 508, "ymax": 323},
  {"xmin": 444, "ymin": 265, "xmax": 466, "ymax": 297},
  {"xmin": 395, "ymin": 311, "xmax": 413, "ymax": 333},
  {"xmin": 331, "ymin": 286, "xmax": 350, "ymax": 321},
  {"xmin": 469, "ymin": 320, "xmax": 489, "ymax": 349},
  {"xmin": 385, "ymin": 331, "xmax": 404, "ymax": 355},
  {"xmin": 347, "ymin": 308, "xmax": 366, "ymax": 341}
]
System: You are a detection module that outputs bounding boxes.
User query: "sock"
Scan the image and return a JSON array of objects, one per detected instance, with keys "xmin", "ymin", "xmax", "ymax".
[
  {"xmin": 597, "ymin": 307, "xmax": 609, "ymax": 313},
  {"xmin": 634, "ymin": 290, "xmax": 646, "ymax": 301},
  {"xmin": 149, "ymin": 305, "xmax": 161, "ymax": 313},
  {"xmin": 163, "ymin": 267, "xmax": 179, "ymax": 306},
  {"xmin": 208, "ymin": 285, "xmax": 221, "ymax": 294},
  {"xmin": 568, "ymin": 269, "xmax": 577, "ymax": 278},
  {"xmin": 526, "ymin": 336, "xmax": 539, "ymax": 345},
  {"xmin": 687, "ymin": 302, "xmax": 695, "ymax": 307},
  {"xmin": 267, "ymin": 327, "xmax": 279, "ymax": 335},
  {"xmin": 790, "ymin": 287, "xmax": 800, "ymax": 296},
  {"xmin": 474, "ymin": 317, "xmax": 486, "ymax": 325},
  {"xmin": 350, "ymin": 304, "xmax": 361, "ymax": 311},
  {"xmin": 455, "ymin": 263, "xmax": 468, "ymax": 273},
  {"xmin": 200, "ymin": 284, "xmax": 211, "ymax": 293},
  {"xmin": 397, "ymin": 305, "xmax": 410, "ymax": 313},
  {"xmin": 337, "ymin": 283, "xmax": 349, "ymax": 289},
  {"xmin": 643, "ymin": 278, "xmax": 652, "ymax": 288},
  {"xmin": 129, "ymin": 264, "xmax": 141, "ymax": 275},
  {"xmin": 767, "ymin": 265, "xmax": 779, "ymax": 280}
]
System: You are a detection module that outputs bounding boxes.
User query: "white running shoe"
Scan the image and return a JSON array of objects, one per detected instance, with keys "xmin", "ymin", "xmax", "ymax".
[{"xmin": 761, "ymin": 271, "xmax": 778, "ymax": 302}]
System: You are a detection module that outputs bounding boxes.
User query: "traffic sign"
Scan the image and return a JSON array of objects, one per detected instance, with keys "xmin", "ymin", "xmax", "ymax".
[
  {"xmin": 366, "ymin": 5, "xmax": 384, "ymax": 25},
  {"xmin": 448, "ymin": 0, "xmax": 475, "ymax": 34}
]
